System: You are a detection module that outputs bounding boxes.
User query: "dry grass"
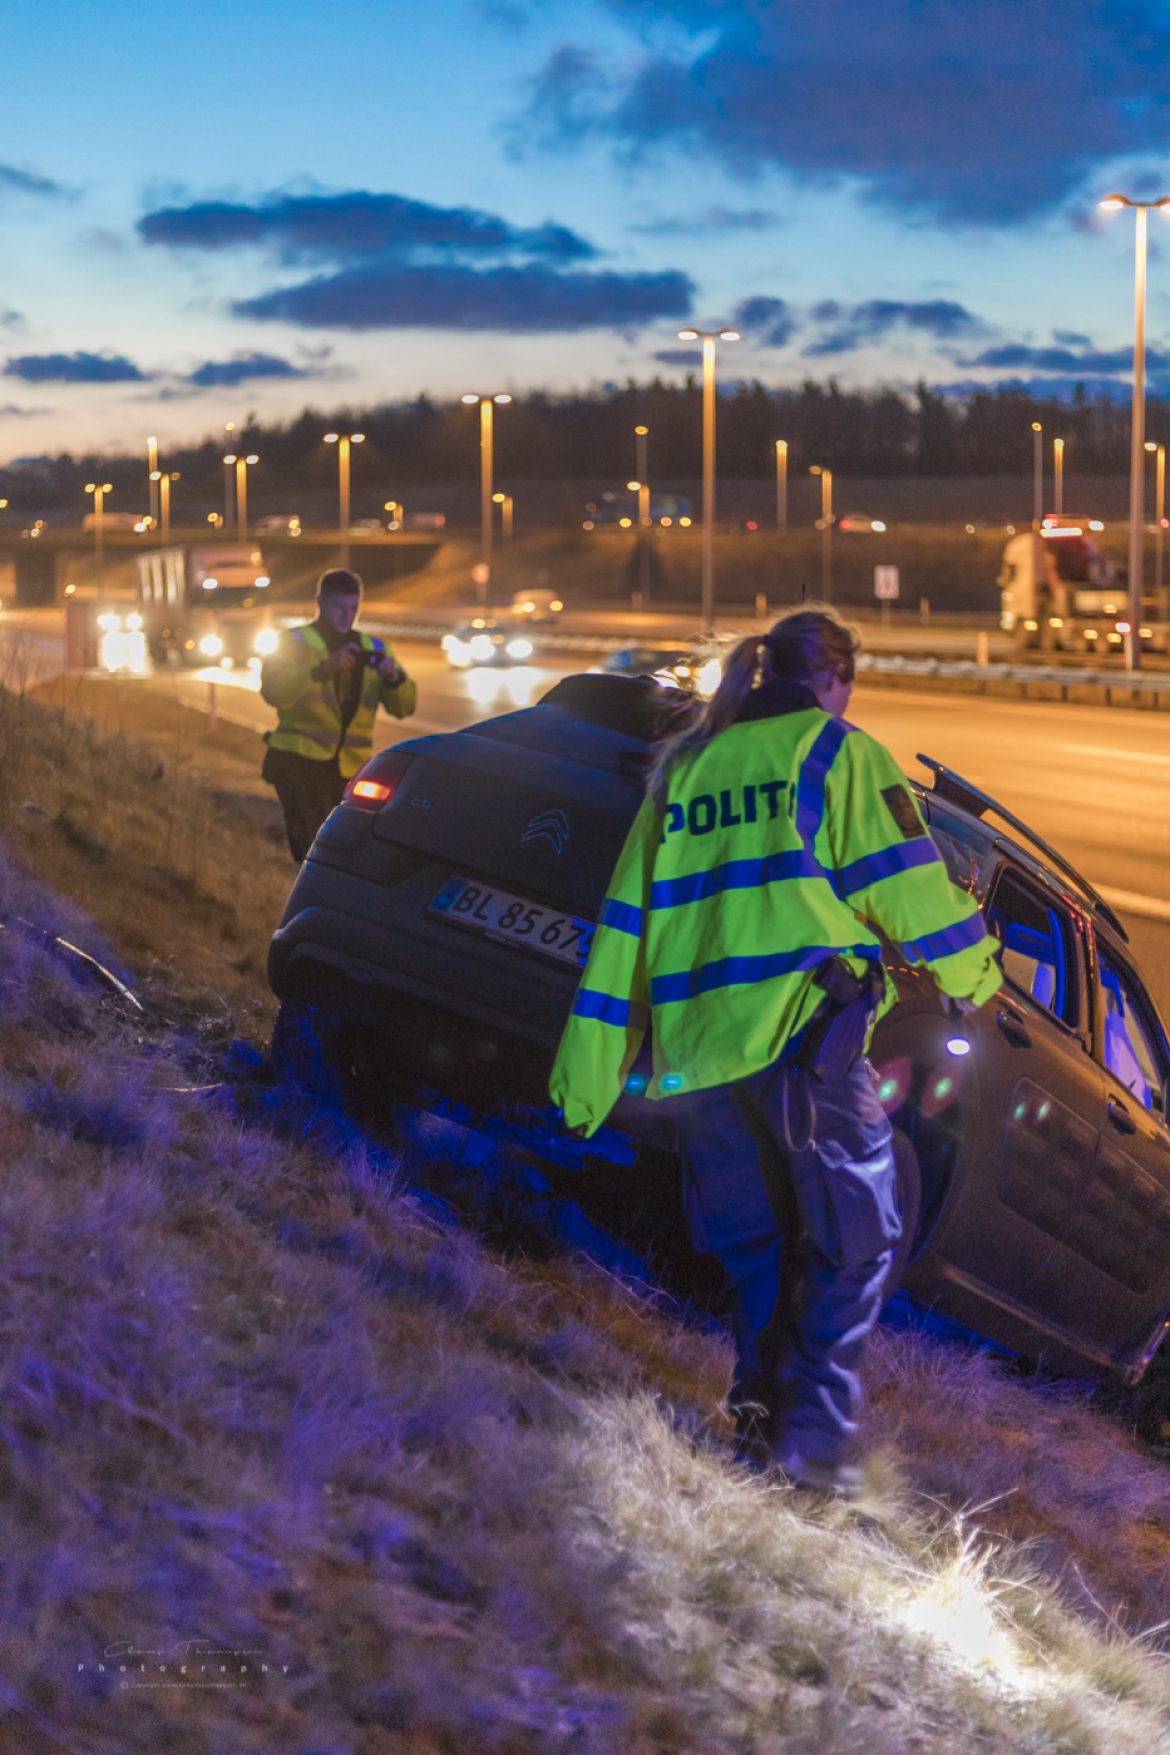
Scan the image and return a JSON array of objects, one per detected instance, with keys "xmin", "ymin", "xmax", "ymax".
[{"xmin": 3, "ymin": 666, "xmax": 1170, "ymax": 1751}]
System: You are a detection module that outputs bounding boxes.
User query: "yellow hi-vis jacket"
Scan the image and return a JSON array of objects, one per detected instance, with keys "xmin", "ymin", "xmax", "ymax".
[
  {"xmin": 549, "ymin": 708, "xmax": 1002, "ymax": 1137},
  {"xmin": 260, "ymin": 623, "xmax": 417, "ymax": 779}
]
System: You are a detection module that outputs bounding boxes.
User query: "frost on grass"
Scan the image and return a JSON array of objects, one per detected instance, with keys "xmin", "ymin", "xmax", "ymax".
[{"xmin": 4, "ymin": 784, "xmax": 1170, "ymax": 1749}]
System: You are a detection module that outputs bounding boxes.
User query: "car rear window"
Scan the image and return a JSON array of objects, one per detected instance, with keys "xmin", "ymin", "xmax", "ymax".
[{"xmin": 1096, "ymin": 947, "xmax": 1167, "ymax": 1115}]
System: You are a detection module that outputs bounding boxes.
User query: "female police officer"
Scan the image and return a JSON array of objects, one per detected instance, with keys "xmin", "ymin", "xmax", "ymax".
[{"xmin": 549, "ymin": 609, "xmax": 1001, "ymax": 1496}]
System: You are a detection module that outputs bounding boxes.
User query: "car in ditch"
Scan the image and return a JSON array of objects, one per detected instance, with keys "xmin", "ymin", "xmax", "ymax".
[{"xmin": 267, "ymin": 672, "xmax": 1170, "ymax": 1388}]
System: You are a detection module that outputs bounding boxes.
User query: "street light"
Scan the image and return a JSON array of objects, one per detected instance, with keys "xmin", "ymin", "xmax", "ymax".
[
  {"xmin": 492, "ymin": 491, "xmax": 514, "ymax": 538},
  {"xmin": 676, "ymin": 326, "xmax": 740, "ymax": 630},
  {"xmin": 462, "ymin": 393, "xmax": 512, "ymax": 605},
  {"xmin": 223, "ymin": 423, "xmax": 236, "ymax": 527},
  {"xmin": 147, "ymin": 435, "xmax": 159, "ymax": 528},
  {"xmin": 150, "ymin": 469, "xmax": 180, "ymax": 539},
  {"xmin": 224, "ymin": 453, "xmax": 258, "ymax": 537},
  {"xmin": 1030, "ymin": 421, "xmax": 1043, "ymax": 529},
  {"xmin": 324, "ymin": 431, "xmax": 365, "ymax": 566},
  {"xmin": 774, "ymin": 439, "xmax": 789, "ymax": 532},
  {"xmin": 809, "ymin": 466, "xmax": 834, "ymax": 601},
  {"xmin": 1053, "ymin": 436, "xmax": 1065, "ymax": 516},
  {"xmin": 1099, "ymin": 191, "xmax": 1170, "ymax": 667},
  {"xmin": 1146, "ymin": 439, "xmax": 1167, "ymax": 611},
  {"xmin": 84, "ymin": 481, "xmax": 113, "ymax": 585},
  {"xmin": 633, "ymin": 426, "xmax": 651, "ymax": 526},
  {"xmin": 384, "ymin": 499, "xmax": 403, "ymax": 530}
]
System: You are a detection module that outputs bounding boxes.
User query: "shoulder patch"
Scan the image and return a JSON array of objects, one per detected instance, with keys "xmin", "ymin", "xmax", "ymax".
[{"xmin": 881, "ymin": 783, "xmax": 927, "ymax": 840}]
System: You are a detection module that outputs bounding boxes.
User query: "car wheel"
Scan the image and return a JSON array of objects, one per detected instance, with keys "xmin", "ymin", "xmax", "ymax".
[
  {"xmin": 271, "ymin": 998, "xmax": 362, "ymax": 1103},
  {"xmin": 882, "ymin": 1128, "xmax": 922, "ymax": 1306}
]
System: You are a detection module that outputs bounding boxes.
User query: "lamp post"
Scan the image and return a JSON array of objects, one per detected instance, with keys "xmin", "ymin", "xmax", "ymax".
[
  {"xmin": 1030, "ymin": 421, "xmax": 1043, "ymax": 529},
  {"xmin": 774, "ymin": 439, "xmax": 789, "ymax": 532},
  {"xmin": 150, "ymin": 469, "xmax": 180, "ymax": 539},
  {"xmin": 224, "ymin": 453, "xmax": 258, "ymax": 537},
  {"xmin": 384, "ymin": 500, "xmax": 403, "ymax": 530},
  {"xmin": 84, "ymin": 481, "xmax": 113, "ymax": 585},
  {"xmin": 461, "ymin": 393, "xmax": 511, "ymax": 605},
  {"xmin": 1053, "ymin": 437, "xmax": 1065, "ymax": 516},
  {"xmin": 492, "ymin": 491, "xmax": 513, "ymax": 538},
  {"xmin": 634, "ymin": 426, "xmax": 650, "ymax": 525},
  {"xmin": 223, "ymin": 423, "xmax": 236, "ymax": 527},
  {"xmin": 1100, "ymin": 192, "xmax": 1170, "ymax": 668},
  {"xmin": 809, "ymin": 465, "xmax": 834, "ymax": 601},
  {"xmin": 1146, "ymin": 439, "xmax": 1167, "ymax": 612},
  {"xmin": 147, "ymin": 435, "xmax": 159, "ymax": 528},
  {"xmin": 677, "ymin": 326, "xmax": 739, "ymax": 631},
  {"xmin": 324, "ymin": 431, "xmax": 365, "ymax": 566}
]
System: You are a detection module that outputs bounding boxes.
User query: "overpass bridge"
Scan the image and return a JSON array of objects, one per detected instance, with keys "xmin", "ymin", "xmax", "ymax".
[{"xmin": 0, "ymin": 526, "xmax": 443, "ymax": 606}]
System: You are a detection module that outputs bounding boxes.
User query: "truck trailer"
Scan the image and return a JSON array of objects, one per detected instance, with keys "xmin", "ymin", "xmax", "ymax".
[
  {"xmin": 134, "ymin": 544, "xmax": 275, "ymax": 668},
  {"xmin": 997, "ymin": 516, "xmax": 1167, "ymax": 655}
]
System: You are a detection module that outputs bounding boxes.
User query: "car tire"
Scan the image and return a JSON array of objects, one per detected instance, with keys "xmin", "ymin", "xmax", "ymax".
[
  {"xmin": 882, "ymin": 1127, "xmax": 922, "ymax": 1307},
  {"xmin": 271, "ymin": 998, "xmax": 361, "ymax": 1103}
]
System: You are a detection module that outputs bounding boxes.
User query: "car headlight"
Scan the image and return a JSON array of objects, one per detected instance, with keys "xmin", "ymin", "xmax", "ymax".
[
  {"xmin": 254, "ymin": 628, "xmax": 279, "ymax": 656},
  {"xmin": 469, "ymin": 634, "xmax": 495, "ymax": 662},
  {"xmin": 505, "ymin": 637, "xmax": 533, "ymax": 659},
  {"xmin": 97, "ymin": 612, "xmax": 122, "ymax": 632},
  {"xmin": 201, "ymin": 578, "xmax": 219, "ymax": 591},
  {"xmin": 254, "ymin": 574, "xmax": 270, "ymax": 588},
  {"xmin": 696, "ymin": 657, "xmax": 723, "ymax": 698},
  {"xmin": 198, "ymin": 634, "xmax": 224, "ymax": 658},
  {"xmin": 125, "ymin": 611, "xmax": 143, "ymax": 631}
]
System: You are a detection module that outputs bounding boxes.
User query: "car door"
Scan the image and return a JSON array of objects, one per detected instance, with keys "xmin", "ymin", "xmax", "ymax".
[
  {"xmin": 1028, "ymin": 934, "xmax": 1170, "ymax": 1371},
  {"xmin": 909, "ymin": 860, "xmax": 1103, "ymax": 1317}
]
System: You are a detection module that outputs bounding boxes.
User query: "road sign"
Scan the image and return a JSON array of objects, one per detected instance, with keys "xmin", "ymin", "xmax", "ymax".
[{"xmin": 874, "ymin": 565, "xmax": 900, "ymax": 601}]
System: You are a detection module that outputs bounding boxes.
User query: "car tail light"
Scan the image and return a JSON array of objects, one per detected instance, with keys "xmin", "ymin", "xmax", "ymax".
[{"xmin": 343, "ymin": 749, "xmax": 414, "ymax": 811}]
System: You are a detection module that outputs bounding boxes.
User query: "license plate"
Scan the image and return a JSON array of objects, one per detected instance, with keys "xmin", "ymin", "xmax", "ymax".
[{"xmin": 429, "ymin": 875, "xmax": 594, "ymax": 968}]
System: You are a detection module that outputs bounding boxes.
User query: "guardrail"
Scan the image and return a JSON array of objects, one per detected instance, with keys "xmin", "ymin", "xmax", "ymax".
[{"xmin": 354, "ymin": 615, "xmax": 1170, "ymax": 711}]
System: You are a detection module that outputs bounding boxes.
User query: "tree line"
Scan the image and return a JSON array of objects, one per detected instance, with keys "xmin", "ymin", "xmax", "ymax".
[{"xmin": 3, "ymin": 379, "xmax": 1162, "ymax": 515}]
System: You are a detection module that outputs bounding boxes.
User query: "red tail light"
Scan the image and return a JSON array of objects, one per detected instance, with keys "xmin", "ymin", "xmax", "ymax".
[{"xmin": 343, "ymin": 749, "xmax": 414, "ymax": 811}]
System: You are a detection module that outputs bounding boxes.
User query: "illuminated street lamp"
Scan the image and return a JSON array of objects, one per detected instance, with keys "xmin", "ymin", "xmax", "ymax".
[
  {"xmin": 147, "ymin": 435, "xmax": 159, "ymax": 527},
  {"xmin": 461, "ymin": 393, "xmax": 512, "ymax": 605},
  {"xmin": 84, "ymin": 481, "xmax": 113, "ymax": 584},
  {"xmin": 492, "ymin": 491, "xmax": 513, "ymax": 538},
  {"xmin": 1030, "ymin": 421, "xmax": 1043, "ymax": 530},
  {"xmin": 1146, "ymin": 439, "xmax": 1167, "ymax": 610},
  {"xmin": 809, "ymin": 466, "xmax": 834, "ymax": 601},
  {"xmin": 384, "ymin": 499, "xmax": 403, "ymax": 530},
  {"xmin": 774, "ymin": 439, "xmax": 789, "ymax": 532},
  {"xmin": 1053, "ymin": 436, "xmax": 1065, "ymax": 515},
  {"xmin": 633, "ymin": 426, "xmax": 651, "ymax": 526},
  {"xmin": 223, "ymin": 422, "xmax": 236, "ymax": 526},
  {"xmin": 224, "ymin": 452, "xmax": 259, "ymax": 537},
  {"xmin": 1099, "ymin": 191, "xmax": 1170, "ymax": 667},
  {"xmin": 150, "ymin": 468, "xmax": 180, "ymax": 539},
  {"xmin": 676, "ymin": 326, "xmax": 740, "ymax": 630},
  {"xmin": 324, "ymin": 430, "xmax": 365, "ymax": 566}
]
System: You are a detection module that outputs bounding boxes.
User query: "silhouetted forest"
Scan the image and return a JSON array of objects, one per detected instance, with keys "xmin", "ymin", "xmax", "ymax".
[{"xmin": 4, "ymin": 379, "xmax": 1163, "ymax": 516}]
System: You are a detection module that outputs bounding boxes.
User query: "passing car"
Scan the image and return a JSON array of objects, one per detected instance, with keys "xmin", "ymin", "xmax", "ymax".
[
  {"xmin": 256, "ymin": 515, "xmax": 303, "ymax": 537},
  {"xmin": 269, "ymin": 676, "xmax": 1170, "ymax": 1387},
  {"xmin": 837, "ymin": 512, "xmax": 888, "ymax": 533},
  {"xmin": 349, "ymin": 518, "xmax": 388, "ymax": 536},
  {"xmin": 600, "ymin": 644, "xmax": 722, "ymax": 699},
  {"xmin": 442, "ymin": 620, "xmax": 536, "ymax": 668},
  {"xmin": 510, "ymin": 588, "xmax": 564, "ymax": 621}
]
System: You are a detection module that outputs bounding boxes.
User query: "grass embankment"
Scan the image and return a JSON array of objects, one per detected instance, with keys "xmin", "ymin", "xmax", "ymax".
[{"xmin": 3, "ymin": 658, "xmax": 1170, "ymax": 1752}]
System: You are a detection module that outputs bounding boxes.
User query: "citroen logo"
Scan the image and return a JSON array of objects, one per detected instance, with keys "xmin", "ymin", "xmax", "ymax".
[{"xmin": 523, "ymin": 808, "xmax": 571, "ymax": 854}]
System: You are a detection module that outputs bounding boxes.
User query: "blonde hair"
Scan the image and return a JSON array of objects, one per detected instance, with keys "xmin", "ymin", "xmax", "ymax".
[{"xmin": 647, "ymin": 608, "xmax": 860, "ymax": 809}]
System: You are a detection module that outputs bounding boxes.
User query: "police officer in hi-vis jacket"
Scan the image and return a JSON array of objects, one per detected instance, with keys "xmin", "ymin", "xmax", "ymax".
[
  {"xmin": 260, "ymin": 568, "xmax": 416, "ymax": 862},
  {"xmin": 550, "ymin": 609, "xmax": 1001, "ymax": 1497}
]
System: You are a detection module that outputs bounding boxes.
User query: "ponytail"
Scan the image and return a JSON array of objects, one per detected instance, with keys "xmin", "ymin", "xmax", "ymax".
[{"xmin": 647, "ymin": 607, "xmax": 860, "ymax": 810}]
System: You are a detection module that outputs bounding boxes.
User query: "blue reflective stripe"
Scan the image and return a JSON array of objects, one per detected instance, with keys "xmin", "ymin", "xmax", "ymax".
[
  {"xmin": 836, "ymin": 838, "xmax": 941, "ymax": 896},
  {"xmin": 795, "ymin": 717, "xmax": 853, "ymax": 846},
  {"xmin": 651, "ymin": 942, "xmax": 878, "ymax": 1005},
  {"xmin": 649, "ymin": 848, "xmax": 823, "ymax": 910},
  {"xmin": 600, "ymin": 898, "xmax": 643, "ymax": 936},
  {"xmin": 902, "ymin": 912, "xmax": 988, "ymax": 962},
  {"xmin": 571, "ymin": 988, "xmax": 647, "ymax": 1027}
]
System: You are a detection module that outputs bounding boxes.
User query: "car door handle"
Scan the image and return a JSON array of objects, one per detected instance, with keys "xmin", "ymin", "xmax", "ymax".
[
  {"xmin": 1107, "ymin": 1097, "xmax": 1137, "ymax": 1135},
  {"xmin": 996, "ymin": 1008, "xmax": 1031, "ymax": 1048}
]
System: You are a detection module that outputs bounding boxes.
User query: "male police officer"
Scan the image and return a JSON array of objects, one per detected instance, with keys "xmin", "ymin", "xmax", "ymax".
[{"xmin": 260, "ymin": 567, "xmax": 416, "ymax": 861}]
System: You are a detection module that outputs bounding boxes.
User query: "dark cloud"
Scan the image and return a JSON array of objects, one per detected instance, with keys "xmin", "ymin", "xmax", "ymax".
[
  {"xmin": 733, "ymin": 295, "xmax": 797, "ymax": 347},
  {"xmin": 805, "ymin": 299, "xmax": 988, "ymax": 356},
  {"xmin": 960, "ymin": 342, "xmax": 1170, "ymax": 373},
  {"xmin": 0, "ymin": 309, "xmax": 24, "ymax": 331},
  {"xmin": 0, "ymin": 403, "xmax": 49, "ymax": 418},
  {"xmin": 652, "ymin": 348, "xmax": 703, "ymax": 367},
  {"xmin": 938, "ymin": 375, "xmax": 1167, "ymax": 403},
  {"xmin": 3, "ymin": 352, "xmax": 150, "ymax": 384},
  {"xmin": 234, "ymin": 262, "xmax": 693, "ymax": 332},
  {"xmin": 632, "ymin": 205, "xmax": 780, "ymax": 236},
  {"xmin": 0, "ymin": 163, "xmax": 65, "ymax": 199},
  {"xmin": 186, "ymin": 351, "xmax": 309, "ymax": 388},
  {"xmin": 139, "ymin": 189, "xmax": 597, "ymax": 266},
  {"xmin": 519, "ymin": 0, "xmax": 1169, "ymax": 225},
  {"xmin": 1053, "ymin": 329, "xmax": 1093, "ymax": 348}
]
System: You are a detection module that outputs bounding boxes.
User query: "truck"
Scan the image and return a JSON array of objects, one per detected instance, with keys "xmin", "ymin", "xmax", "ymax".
[
  {"xmin": 133, "ymin": 544, "xmax": 275, "ymax": 668},
  {"xmin": 997, "ymin": 515, "xmax": 1167, "ymax": 655}
]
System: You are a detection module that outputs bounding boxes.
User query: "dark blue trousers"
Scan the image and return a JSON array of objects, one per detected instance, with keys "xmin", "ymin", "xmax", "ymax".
[{"xmin": 675, "ymin": 1053, "xmax": 900, "ymax": 1464}]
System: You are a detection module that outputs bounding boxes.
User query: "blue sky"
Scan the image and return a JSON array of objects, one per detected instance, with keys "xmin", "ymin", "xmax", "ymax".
[{"xmin": 2, "ymin": 0, "xmax": 1169, "ymax": 456}]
